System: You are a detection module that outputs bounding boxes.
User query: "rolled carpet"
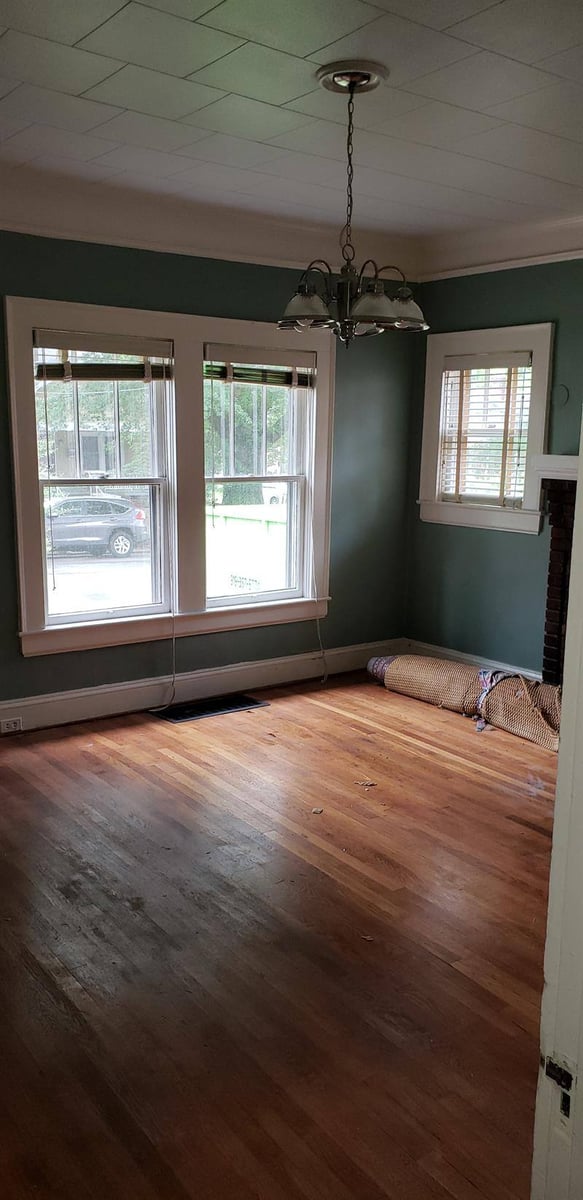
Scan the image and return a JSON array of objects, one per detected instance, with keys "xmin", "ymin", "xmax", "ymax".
[{"xmin": 367, "ymin": 654, "xmax": 560, "ymax": 752}]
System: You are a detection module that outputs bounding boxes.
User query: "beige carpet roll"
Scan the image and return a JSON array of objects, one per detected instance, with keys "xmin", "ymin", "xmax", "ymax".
[
  {"xmin": 481, "ymin": 677, "xmax": 560, "ymax": 752},
  {"xmin": 383, "ymin": 654, "xmax": 482, "ymax": 715},
  {"xmin": 367, "ymin": 654, "xmax": 561, "ymax": 751}
]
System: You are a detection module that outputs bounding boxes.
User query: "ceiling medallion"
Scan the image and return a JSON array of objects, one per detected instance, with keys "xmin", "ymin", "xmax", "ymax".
[{"xmin": 278, "ymin": 60, "xmax": 428, "ymax": 348}]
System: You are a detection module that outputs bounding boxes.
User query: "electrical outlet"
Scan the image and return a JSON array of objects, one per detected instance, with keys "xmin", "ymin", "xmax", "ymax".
[{"xmin": 1, "ymin": 717, "xmax": 23, "ymax": 734}]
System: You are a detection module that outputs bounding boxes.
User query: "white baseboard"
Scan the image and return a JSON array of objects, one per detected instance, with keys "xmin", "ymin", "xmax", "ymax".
[
  {"xmin": 0, "ymin": 638, "xmax": 408, "ymax": 733},
  {"xmin": 0, "ymin": 636, "xmax": 543, "ymax": 736},
  {"xmin": 404, "ymin": 639, "xmax": 542, "ymax": 681}
]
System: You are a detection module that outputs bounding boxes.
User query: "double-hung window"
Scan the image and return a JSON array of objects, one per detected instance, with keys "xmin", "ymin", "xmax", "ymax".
[
  {"xmin": 419, "ymin": 324, "xmax": 553, "ymax": 534},
  {"xmin": 7, "ymin": 299, "xmax": 334, "ymax": 655}
]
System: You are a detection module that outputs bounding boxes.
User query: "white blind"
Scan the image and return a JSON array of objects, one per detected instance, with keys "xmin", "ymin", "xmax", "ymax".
[
  {"xmin": 34, "ymin": 329, "xmax": 173, "ymax": 357},
  {"xmin": 439, "ymin": 355, "xmax": 532, "ymax": 506}
]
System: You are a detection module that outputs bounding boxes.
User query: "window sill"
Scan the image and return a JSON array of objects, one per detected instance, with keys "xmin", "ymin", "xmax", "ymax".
[
  {"xmin": 20, "ymin": 597, "xmax": 329, "ymax": 657},
  {"xmin": 419, "ymin": 499, "xmax": 542, "ymax": 534}
]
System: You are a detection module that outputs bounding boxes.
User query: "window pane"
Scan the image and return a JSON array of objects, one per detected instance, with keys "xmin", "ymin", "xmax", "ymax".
[
  {"xmin": 35, "ymin": 377, "xmax": 76, "ymax": 479},
  {"xmin": 266, "ymin": 385, "xmax": 293, "ymax": 475},
  {"xmin": 505, "ymin": 366, "xmax": 531, "ymax": 500},
  {"xmin": 77, "ymin": 380, "xmax": 116, "ymax": 476},
  {"xmin": 119, "ymin": 380, "xmax": 156, "ymax": 476},
  {"xmin": 34, "ymin": 347, "xmax": 166, "ymax": 480},
  {"xmin": 233, "ymin": 382, "xmax": 260, "ymax": 475},
  {"xmin": 43, "ymin": 483, "xmax": 162, "ymax": 618},
  {"xmin": 203, "ymin": 370, "xmax": 297, "ymax": 478},
  {"xmin": 439, "ymin": 364, "xmax": 532, "ymax": 504},
  {"xmin": 204, "ymin": 379, "xmax": 231, "ymax": 476},
  {"xmin": 206, "ymin": 481, "xmax": 298, "ymax": 600}
]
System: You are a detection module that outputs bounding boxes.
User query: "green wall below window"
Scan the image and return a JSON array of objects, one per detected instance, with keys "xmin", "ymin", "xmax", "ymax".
[
  {"xmin": 406, "ymin": 260, "xmax": 583, "ymax": 671},
  {"xmin": 0, "ymin": 231, "xmax": 414, "ymax": 701}
]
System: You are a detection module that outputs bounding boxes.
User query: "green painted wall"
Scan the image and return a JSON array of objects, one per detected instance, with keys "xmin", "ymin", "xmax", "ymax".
[
  {"xmin": 406, "ymin": 260, "xmax": 583, "ymax": 671},
  {"xmin": 0, "ymin": 231, "xmax": 414, "ymax": 701}
]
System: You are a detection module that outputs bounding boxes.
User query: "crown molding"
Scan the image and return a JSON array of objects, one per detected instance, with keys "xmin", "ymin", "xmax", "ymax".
[
  {"xmin": 416, "ymin": 213, "xmax": 583, "ymax": 281},
  {"xmin": 1, "ymin": 164, "xmax": 582, "ymax": 282},
  {"xmin": 0, "ymin": 163, "xmax": 420, "ymax": 277}
]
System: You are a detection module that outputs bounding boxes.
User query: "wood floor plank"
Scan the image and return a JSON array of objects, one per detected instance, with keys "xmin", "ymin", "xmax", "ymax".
[{"xmin": 0, "ymin": 675, "xmax": 555, "ymax": 1198}]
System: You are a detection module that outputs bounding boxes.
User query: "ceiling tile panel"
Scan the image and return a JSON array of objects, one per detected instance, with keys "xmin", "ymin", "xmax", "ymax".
[
  {"xmin": 269, "ymin": 118, "xmax": 583, "ymax": 210},
  {"xmin": 25, "ymin": 155, "xmax": 123, "ymax": 181},
  {"xmin": 175, "ymin": 132, "xmax": 287, "ymax": 168},
  {"xmin": 265, "ymin": 119, "xmax": 348, "ymax": 159},
  {"xmin": 256, "ymin": 151, "xmax": 347, "ymax": 188},
  {"xmin": 179, "ymin": 95, "xmax": 310, "ymax": 139},
  {"xmin": 403, "ymin": 51, "xmax": 556, "ymax": 109},
  {"xmin": 0, "ymin": 0, "xmax": 581, "ymax": 240},
  {"xmin": 284, "ymin": 86, "xmax": 427, "ymax": 129},
  {"xmin": 191, "ymin": 42, "xmax": 317, "ymax": 103},
  {"xmin": 351, "ymin": 161, "xmax": 555, "ymax": 221},
  {"xmin": 453, "ymin": 124, "xmax": 583, "ymax": 188},
  {"xmin": 449, "ymin": 0, "xmax": 583, "ymax": 64},
  {"xmin": 84, "ymin": 66, "xmax": 226, "ymax": 119},
  {"xmin": 0, "ymin": 140, "xmax": 43, "ymax": 164},
  {"xmin": 0, "ymin": 1, "xmax": 128, "ymax": 45},
  {"xmin": 0, "ymin": 85, "xmax": 122, "ymax": 132},
  {"xmin": 371, "ymin": 100, "xmax": 503, "ymax": 146},
  {"xmin": 199, "ymin": 0, "xmax": 380, "ymax": 56},
  {"xmin": 364, "ymin": 1, "xmax": 502, "ymax": 29},
  {"xmin": 91, "ymin": 144, "xmax": 197, "ymax": 176},
  {"xmin": 170, "ymin": 158, "xmax": 273, "ymax": 194},
  {"xmin": 0, "ymin": 113, "xmax": 32, "ymax": 139},
  {"xmin": 0, "ymin": 75, "xmax": 19, "ymax": 100},
  {"xmin": 90, "ymin": 110, "xmax": 210, "ymax": 151},
  {"xmin": 537, "ymin": 44, "xmax": 583, "ymax": 83},
  {"xmin": 259, "ymin": 148, "xmax": 551, "ymax": 224},
  {"xmin": 0, "ymin": 31, "xmax": 119, "ymax": 95},
  {"xmin": 139, "ymin": 0, "xmax": 224, "ymax": 16},
  {"xmin": 309, "ymin": 12, "xmax": 476, "ymax": 86},
  {"xmin": 486, "ymin": 82, "xmax": 583, "ymax": 143},
  {"xmin": 0, "ymin": 125, "xmax": 119, "ymax": 161},
  {"xmin": 403, "ymin": 145, "xmax": 583, "ymax": 210},
  {"xmin": 78, "ymin": 3, "xmax": 244, "ymax": 77}
]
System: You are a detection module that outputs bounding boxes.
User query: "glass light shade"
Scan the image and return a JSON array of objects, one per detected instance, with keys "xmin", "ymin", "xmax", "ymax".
[
  {"xmin": 278, "ymin": 286, "xmax": 334, "ymax": 329},
  {"xmin": 393, "ymin": 288, "xmax": 429, "ymax": 331},
  {"xmin": 350, "ymin": 282, "xmax": 399, "ymax": 327},
  {"xmin": 354, "ymin": 323, "xmax": 383, "ymax": 337}
]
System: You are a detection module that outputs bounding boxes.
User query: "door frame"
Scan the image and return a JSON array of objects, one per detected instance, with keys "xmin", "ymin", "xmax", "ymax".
[{"xmin": 532, "ymin": 463, "xmax": 583, "ymax": 1199}]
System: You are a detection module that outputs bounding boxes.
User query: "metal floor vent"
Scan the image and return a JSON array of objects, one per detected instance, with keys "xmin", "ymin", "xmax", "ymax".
[{"xmin": 152, "ymin": 693, "xmax": 268, "ymax": 723}]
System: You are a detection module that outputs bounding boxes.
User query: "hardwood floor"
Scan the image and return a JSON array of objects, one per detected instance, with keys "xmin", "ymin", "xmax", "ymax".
[{"xmin": 0, "ymin": 675, "xmax": 555, "ymax": 1199}]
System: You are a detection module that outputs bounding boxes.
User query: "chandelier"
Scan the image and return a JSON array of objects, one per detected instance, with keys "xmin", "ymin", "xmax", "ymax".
[{"xmin": 278, "ymin": 61, "xmax": 428, "ymax": 348}]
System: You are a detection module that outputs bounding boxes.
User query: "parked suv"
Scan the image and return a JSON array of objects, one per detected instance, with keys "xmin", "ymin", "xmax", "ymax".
[{"xmin": 45, "ymin": 495, "xmax": 148, "ymax": 557}]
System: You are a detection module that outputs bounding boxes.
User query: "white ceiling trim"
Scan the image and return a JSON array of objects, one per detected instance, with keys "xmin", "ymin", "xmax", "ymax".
[
  {"xmin": 416, "ymin": 212, "xmax": 583, "ymax": 279},
  {"xmin": 0, "ymin": 165, "xmax": 581, "ymax": 283},
  {"xmin": 0, "ymin": 164, "xmax": 421, "ymax": 276}
]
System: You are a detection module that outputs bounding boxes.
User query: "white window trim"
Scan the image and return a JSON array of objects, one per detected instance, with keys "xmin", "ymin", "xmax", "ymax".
[
  {"xmin": 418, "ymin": 323, "xmax": 553, "ymax": 535},
  {"xmin": 6, "ymin": 297, "xmax": 335, "ymax": 656}
]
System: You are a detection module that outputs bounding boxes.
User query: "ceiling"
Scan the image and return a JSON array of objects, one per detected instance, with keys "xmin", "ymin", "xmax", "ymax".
[{"xmin": 0, "ymin": 0, "xmax": 583, "ymax": 246}]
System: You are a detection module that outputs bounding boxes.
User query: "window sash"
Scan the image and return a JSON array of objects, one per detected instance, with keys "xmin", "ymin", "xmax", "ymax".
[
  {"xmin": 41, "ymin": 479, "xmax": 170, "ymax": 624},
  {"xmin": 35, "ymin": 343, "xmax": 172, "ymax": 625},
  {"xmin": 206, "ymin": 477, "xmax": 305, "ymax": 607},
  {"xmin": 438, "ymin": 364, "xmax": 532, "ymax": 507},
  {"xmin": 204, "ymin": 364, "xmax": 311, "ymax": 606}
]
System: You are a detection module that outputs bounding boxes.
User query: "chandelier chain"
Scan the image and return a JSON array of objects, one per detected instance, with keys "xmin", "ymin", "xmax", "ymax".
[{"xmin": 341, "ymin": 82, "xmax": 356, "ymax": 264}]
